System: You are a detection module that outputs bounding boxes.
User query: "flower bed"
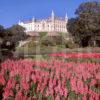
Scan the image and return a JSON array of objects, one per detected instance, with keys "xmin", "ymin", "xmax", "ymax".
[
  {"xmin": 0, "ymin": 56, "xmax": 100, "ymax": 99},
  {"xmin": 49, "ymin": 53, "xmax": 100, "ymax": 58}
]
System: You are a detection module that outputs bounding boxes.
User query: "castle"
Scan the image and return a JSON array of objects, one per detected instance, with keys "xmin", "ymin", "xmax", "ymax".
[{"xmin": 18, "ymin": 11, "xmax": 68, "ymax": 34}]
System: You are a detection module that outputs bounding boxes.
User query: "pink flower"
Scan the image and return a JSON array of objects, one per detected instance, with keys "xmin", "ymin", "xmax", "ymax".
[
  {"xmin": 90, "ymin": 79, "xmax": 97, "ymax": 86},
  {"xmin": 0, "ymin": 74, "xmax": 6, "ymax": 85},
  {"xmin": 77, "ymin": 79, "xmax": 84, "ymax": 94},
  {"xmin": 21, "ymin": 80, "xmax": 29, "ymax": 91},
  {"xmin": 70, "ymin": 78, "xmax": 77, "ymax": 92},
  {"xmin": 0, "ymin": 55, "xmax": 100, "ymax": 99},
  {"xmin": 16, "ymin": 84, "xmax": 20, "ymax": 91},
  {"xmin": 3, "ymin": 88, "xmax": 10, "ymax": 99},
  {"xmin": 96, "ymin": 73, "xmax": 100, "ymax": 79},
  {"xmin": 22, "ymin": 96, "xmax": 28, "ymax": 100},
  {"xmin": 15, "ymin": 91, "xmax": 23, "ymax": 100},
  {"xmin": 82, "ymin": 96, "xmax": 87, "ymax": 100},
  {"xmin": 55, "ymin": 95, "xmax": 60, "ymax": 100}
]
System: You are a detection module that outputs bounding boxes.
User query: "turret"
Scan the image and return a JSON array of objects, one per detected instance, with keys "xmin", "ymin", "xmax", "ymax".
[
  {"xmin": 18, "ymin": 20, "xmax": 23, "ymax": 25},
  {"xmin": 51, "ymin": 10, "xmax": 55, "ymax": 31},
  {"xmin": 32, "ymin": 16, "xmax": 35, "ymax": 22},
  {"xmin": 51, "ymin": 10, "xmax": 55, "ymax": 20},
  {"xmin": 65, "ymin": 13, "xmax": 68, "ymax": 22}
]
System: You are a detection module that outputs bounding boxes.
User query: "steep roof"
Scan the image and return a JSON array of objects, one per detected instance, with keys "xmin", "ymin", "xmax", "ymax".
[{"xmin": 22, "ymin": 16, "xmax": 65, "ymax": 24}]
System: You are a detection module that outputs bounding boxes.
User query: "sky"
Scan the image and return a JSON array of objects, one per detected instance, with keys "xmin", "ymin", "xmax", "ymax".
[{"xmin": 0, "ymin": 0, "xmax": 99, "ymax": 28}]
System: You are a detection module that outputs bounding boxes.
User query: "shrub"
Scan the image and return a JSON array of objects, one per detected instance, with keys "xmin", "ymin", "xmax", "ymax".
[{"xmin": 65, "ymin": 40, "xmax": 76, "ymax": 49}]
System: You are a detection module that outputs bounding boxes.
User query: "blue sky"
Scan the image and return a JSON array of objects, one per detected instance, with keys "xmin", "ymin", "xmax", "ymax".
[{"xmin": 0, "ymin": 0, "xmax": 99, "ymax": 27}]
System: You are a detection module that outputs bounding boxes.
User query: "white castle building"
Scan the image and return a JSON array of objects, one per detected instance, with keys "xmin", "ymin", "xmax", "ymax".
[{"xmin": 18, "ymin": 11, "xmax": 68, "ymax": 33}]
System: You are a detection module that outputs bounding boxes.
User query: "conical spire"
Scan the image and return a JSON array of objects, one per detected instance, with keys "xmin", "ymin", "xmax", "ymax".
[
  {"xmin": 65, "ymin": 13, "xmax": 68, "ymax": 21},
  {"xmin": 51, "ymin": 10, "xmax": 54, "ymax": 17},
  {"xmin": 32, "ymin": 16, "xmax": 35, "ymax": 21},
  {"xmin": 18, "ymin": 20, "xmax": 23, "ymax": 25}
]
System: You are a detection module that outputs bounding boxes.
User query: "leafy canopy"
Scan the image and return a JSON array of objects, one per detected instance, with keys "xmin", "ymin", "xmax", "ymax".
[{"xmin": 67, "ymin": 1, "xmax": 100, "ymax": 47}]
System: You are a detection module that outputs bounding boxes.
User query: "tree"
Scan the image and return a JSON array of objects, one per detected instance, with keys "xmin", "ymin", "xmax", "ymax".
[
  {"xmin": 0, "ymin": 25, "xmax": 5, "ymax": 38},
  {"xmin": 5, "ymin": 25, "xmax": 28, "ymax": 48},
  {"xmin": 0, "ymin": 25, "xmax": 28, "ymax": 61},
  {"xmin": 67, "ymin": 1, "xmax": 100, "ymax": 47}
]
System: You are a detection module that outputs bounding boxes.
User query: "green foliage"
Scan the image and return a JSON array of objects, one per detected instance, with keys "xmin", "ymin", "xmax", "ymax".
[
  {"xmin": 0, "ymin": 24, "xmax": 28, "ymax": 61},
  {"xmin": 65, "ymin": 40, "xmax": 76, "ymax": 49},
  {"xmin": 91, "ymin": 86, "xmax": 100, "ymax": 93},
  {"xmin": 68, "ymin": 91, "xmax": 78, "ymax": 100},
  {"xmin": 12, "ymin": 88, "xmax": 17, "ymax": 95},
  {"xmin": 7, "ymin": 25, "xmax": 28, "ymax": 44},
  {"xmin": 7, "ymin": 25, "xmax": 25, "ymax": 34},
  {"xmin": 67, "ymin": 1, "xmax": 100, "ymax": 47},
  {"xmin": 14, "ymin": 74, "xmax": 21, "ymax": 83},
  {"xmin": 0, "ymin": 25, "xmax": 5, "ymax": 38},
  {"xmin": 38, "ymin": 93, "xmax": 43, "ymax": 100},
  {"xmin": 39, "ymin": 32, "xmax": 47, "ymax": 38},
  {"xmin": 66, "ymin": 80, "xmax": 71, "ymax": 92},
  {"xmin": 1, "ymin": 24, "xmax": 27, "ymax": 49},
  {"xmin": 4, "ymin": 70, "xmax": 9, "ymax": 81},
  {"xmin": 40, "ymin": 37, "xmax": 56, "ymax": 46},
  {"xmin": 30, "ymin": 82, "xmax": 37, "ymax": 93},
  {"xmin": 84, "ymin": 78, "xmax": 91, "ymax": 85},
  {"xmin": 47, "ymin": 95, "xmax": 52, "ymax": 100}
]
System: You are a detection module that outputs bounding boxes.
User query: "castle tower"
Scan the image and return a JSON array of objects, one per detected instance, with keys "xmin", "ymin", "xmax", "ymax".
[
  {"xmin": 32, "ymin": 16, "xmax": 35, "ymax": 22},
  {"xmin": 65, "ymin": 13, "xmax": 68, "ymax": 22},
  {"xmin": 18, "ymin": 20, "xmax": 23, "ymax": 25},
  {"xmin": 51, "ymin": 10, "xmax": 55, "ymax": 31},
  {"xmin": 51, "ymin": 10, "xmax": 55, "ymax": 20}
]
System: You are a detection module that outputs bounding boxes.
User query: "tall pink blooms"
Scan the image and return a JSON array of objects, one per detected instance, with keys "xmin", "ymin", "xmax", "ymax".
[
  {"xmin": 21, "ymin": 80, "xmax": 29, "ymax": 91},
  {"xmin": 55, "ymin": 95, "xmax": 60, "ymax": 100},
  {"xmin": 0, "ymin": 74, "xmax": 6, "ymax": 85},
  {"xmin": 3, "ymin": 88, "xmax": 10, "ymax": 99},
  {"xmin": 0, "ymin": 54, "xmax": 99, "ymax": 99}
]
